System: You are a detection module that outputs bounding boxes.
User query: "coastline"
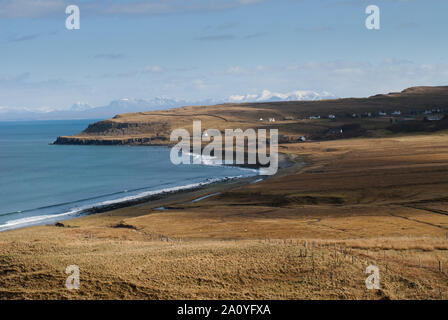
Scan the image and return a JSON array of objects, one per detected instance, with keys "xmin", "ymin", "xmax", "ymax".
[
  {"xmin": 0, "ymin": 151, "xmax": 298, "ymax": 232},
  {"xmin": 0, "ymin": 175, "xmax": 250, "ymax": 232},
  {"xmin": 50, "ymin": 151, "xmax": 299, "ymax": 227},
  {"xmin": 2, "ymin": 134, "xmax": 448, "ymax": 299}
]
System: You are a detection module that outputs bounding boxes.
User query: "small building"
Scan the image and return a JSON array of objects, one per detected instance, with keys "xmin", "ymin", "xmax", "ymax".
[
  {"xmin": 268, "ymin": 117, "xmax": 276, "ymax": 122},
  {"xmin": 392, "ymin": 110, "xmax": 401, "ymax": 116},
  {"xmin": 309, "ymin": 115, "xmax": 321, "ymax": 120},
  {"xmin": 298, "ymin": 136, "xmax": 306, "ymax": 142},
  {"xmin": 259, "ymin": 117, "xmax": 263, "ymax": 121},
  {"xmin": 328, "ymin": 114, "xmax": 336, "ymax": 119},
  {"xmin": 378, "ymin": 111, "xmax": 387, "ymax": 116}
]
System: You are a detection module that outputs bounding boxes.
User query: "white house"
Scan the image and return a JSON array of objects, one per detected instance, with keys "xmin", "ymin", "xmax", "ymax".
[
  {"xmin": 328, "ymin": 114, "xmax": 336, "ymax": 119},
  {"xmin": 392, "ymin": 110, "xmax": 401, "ymax": 116},
  {"xmin": 268, "ymin": 117, "xmax": 276, "ymax": 122},
  {"xmin": 379, "ymin": 111, "xmax": 387, "ymax": 116}
]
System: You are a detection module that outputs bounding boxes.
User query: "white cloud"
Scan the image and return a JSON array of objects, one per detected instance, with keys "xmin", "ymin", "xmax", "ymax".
[{"xmin": 283, "ymin": 59, "xmax": 448, "ymax": 97}]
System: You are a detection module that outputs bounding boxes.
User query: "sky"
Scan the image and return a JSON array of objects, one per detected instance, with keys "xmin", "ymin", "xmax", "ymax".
[{"xmin": 0, "ymin": 0, "xmax": 447, "ymax": 111}]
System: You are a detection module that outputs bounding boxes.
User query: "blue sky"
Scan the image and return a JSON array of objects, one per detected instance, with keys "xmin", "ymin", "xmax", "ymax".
[{"xmin": 0, "ymin": 0, "xmax": 447, "ymax": 110}]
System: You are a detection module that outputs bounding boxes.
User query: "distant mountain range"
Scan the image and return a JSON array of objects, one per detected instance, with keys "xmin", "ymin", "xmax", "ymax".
[
  {"xmin": 0, "ymin": 90, "xmax": 337, "ymax": 121},
  {"xmin": 228, "ymin": 90, "xmax": 337, "ymax": 103}
]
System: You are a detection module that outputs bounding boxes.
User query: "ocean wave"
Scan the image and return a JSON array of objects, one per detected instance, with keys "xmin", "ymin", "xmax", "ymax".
[
  {"xmin": 0, "ymin": 181, "xmax": 176, "ymax": 218},
  {"xmin": 183, "ymin": 151, "xmax": 260, "ymax": 174},
  {"xmin": 0, "ymin": 209, "xmax": 82, "ymax": 231}
]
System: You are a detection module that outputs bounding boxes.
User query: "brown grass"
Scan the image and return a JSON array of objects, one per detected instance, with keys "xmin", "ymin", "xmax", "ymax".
[{"xmin": 1, "ymin": 133, "xmax": 448, "ymax": 299}]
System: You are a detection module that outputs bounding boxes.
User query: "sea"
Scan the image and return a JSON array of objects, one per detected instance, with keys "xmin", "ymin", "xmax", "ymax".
[{"xmin": 0, "ymin": 120, "xmax": 257, "ymax": 231}]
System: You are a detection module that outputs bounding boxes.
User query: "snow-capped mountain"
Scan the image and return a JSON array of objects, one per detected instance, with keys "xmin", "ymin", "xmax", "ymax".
[
  {"xmin": 71, "ymin": 102, "xmax": 92, "ymax": 111},
  {"xmin": 105, "ymin": 97, "xmax": 186, "ymax": 111},
  {"xmin": 0, "ymin": 89, "xmax": 337, "ymax": 120},
  {"xmin": 228, "ymin": 90, "xmax": 337, "ymax": 103},
  {"xmin": 0, "ymin": 98, "xmax": 192, "ymax": 121}
]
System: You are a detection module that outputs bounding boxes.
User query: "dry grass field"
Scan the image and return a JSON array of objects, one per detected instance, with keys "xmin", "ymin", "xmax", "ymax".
[{"xmin": 1, "ymin": 132, "xmax": 448, "ymax": 299}]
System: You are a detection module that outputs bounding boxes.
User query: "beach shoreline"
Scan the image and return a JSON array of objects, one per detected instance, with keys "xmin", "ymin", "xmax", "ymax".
[
  {"xmin": 0, "ymin": 151, "xmax": 298, "ymax": 232},
  {"xmin": 48, "ymin": 151, "xmax": 299, "ymax": 228}
]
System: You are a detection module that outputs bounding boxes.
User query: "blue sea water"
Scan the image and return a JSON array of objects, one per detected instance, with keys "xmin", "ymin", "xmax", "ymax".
[{"xmin": 0, "ymin": 120, "xmax": 257, "ymax": 231}]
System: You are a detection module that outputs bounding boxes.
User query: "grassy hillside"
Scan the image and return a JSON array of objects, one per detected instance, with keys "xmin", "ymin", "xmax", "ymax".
[
  {"xmin": 2, "ymin": 86, "xmax": 448, "ymax": 299},
  {"xmin": 54, "ymin": 86, "xmax": 448, "ymax": 145},
  {"xmin": 2, "ymin": 133, "xmax": 448, "ymax": 299}
]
